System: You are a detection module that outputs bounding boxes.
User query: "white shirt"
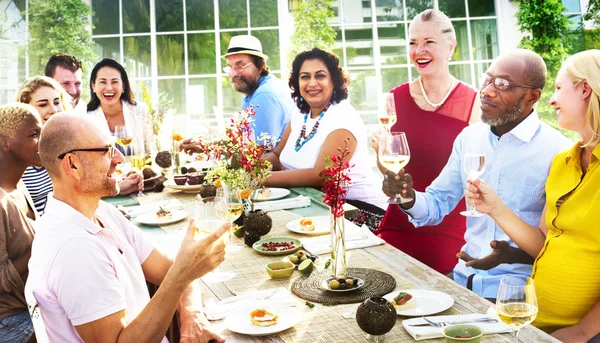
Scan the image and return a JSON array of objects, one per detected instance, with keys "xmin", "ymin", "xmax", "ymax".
[
  {"xmin": 280, "ymin": 100, "xmax": 387, "ymax": 210},
  {"xmin": 27, "ymin": 196, "xmax": 167, "ymax": 343}
]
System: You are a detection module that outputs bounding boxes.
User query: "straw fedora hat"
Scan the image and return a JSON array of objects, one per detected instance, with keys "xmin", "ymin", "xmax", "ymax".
[{"xmin": 222, "ymin": 35, "xmax": 268, "ymax": 61}]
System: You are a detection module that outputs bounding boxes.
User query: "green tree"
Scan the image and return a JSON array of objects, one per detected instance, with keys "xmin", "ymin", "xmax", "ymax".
[
  {"xmin": 27, "ymin": 0, "xmax": 96, "ymax": 76},
  {"xmin": 288, "ymin": 0, "xmax": 336, "ymax": 65}
]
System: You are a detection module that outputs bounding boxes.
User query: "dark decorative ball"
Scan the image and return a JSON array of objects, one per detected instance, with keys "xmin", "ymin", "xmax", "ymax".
[
  {"xmin": 181, "ymin": 166, "xmax": 188, "ymax": 174},
  {"xmin": 187, "ymin": 167, "xmax": 197, "ymax": 173},
  {"xmin": 244, "ymin": 230, "xmax": 262, "ymax": 247},
  {"xmin": 243, "ymin": 210, "xmax": 272, "ymax": 236},
  {"xmin": 142, "ymin": 167, "xmax": 155, "ymax": 180},
  {"xmin": 199, "ymin": 183, "xmax": 217, "ymax": 200},
  {"xmin": 154, "ymin": 183, "xmax": 165, "ymax": 192},
  {"xmin": 356, "ymin": 297, "xmax": 396, "ymax": 336},
  {"xmin": 155, "ymin": 151, "xmax": 173, "ymax": 168}
]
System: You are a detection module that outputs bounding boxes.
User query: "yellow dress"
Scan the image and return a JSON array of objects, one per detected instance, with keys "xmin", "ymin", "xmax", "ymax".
[{"xmin": 532, "ymin": 143, "xmax": 600, "ymax": 332}]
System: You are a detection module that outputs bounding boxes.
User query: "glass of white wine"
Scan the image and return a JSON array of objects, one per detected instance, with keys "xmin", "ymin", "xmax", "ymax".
[
  {"xmin": 496, "ymin": 276, "xmax": 538, "ymax": 343},
  {"xmin": 378, "ymin": 93, "xmax": 397, "ymax": 131},
  {"xmin": 460, "ymin": 140, "xmax": 486, "ymax": 217},
  {"xmin": 130, "ymin": 134, "xmax": 146, "ymax": 198},
  {"xmin": 114, "ymin": 124, "xmax": 133, "ymax": 152},
  {"xmin": 378, "ymin": 132, "xmax": 412, "ymax": 204},
  {"xmin": 215, "ymin": 186, "xmax": 244, "ymax": 253}
]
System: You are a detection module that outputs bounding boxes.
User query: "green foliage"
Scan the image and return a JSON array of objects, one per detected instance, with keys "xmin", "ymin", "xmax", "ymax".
[
  {"xmin": 27, "ymin": 0, "xmax": 96, "ymax": 76},
  {"xmin": 584, "ymin": 28, "xmax": 600, "ymax": 50},
  {"xmin": 288, "ymin": 0, "xmax": 336, "ymax": 65},
  {"xmin": 584, "ymin": 0, "xmax": 600, "ymax": 27}
]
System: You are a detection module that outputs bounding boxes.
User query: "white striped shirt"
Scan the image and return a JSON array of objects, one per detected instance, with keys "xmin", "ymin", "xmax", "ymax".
[{"xmin": 21, "ymin": 166, "xmax": 53, "ymax": 216}]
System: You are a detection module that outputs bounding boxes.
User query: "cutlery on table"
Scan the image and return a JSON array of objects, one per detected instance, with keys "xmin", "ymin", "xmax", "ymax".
[{"xmin": 409, "ymin": 317, "xmax": 498, "ymax": 327}]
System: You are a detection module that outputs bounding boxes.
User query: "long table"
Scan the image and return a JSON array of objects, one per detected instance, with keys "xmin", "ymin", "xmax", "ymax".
[{"xmin": 112, "ymin": 188, "xmax": 559, "ymax": 343}]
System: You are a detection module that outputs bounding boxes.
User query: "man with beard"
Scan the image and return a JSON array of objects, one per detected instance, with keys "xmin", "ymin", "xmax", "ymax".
[
  {"xmin": 27, "ymin": 114, "xmax": 228, "ymax": 343},
  {"xmin": 45, "ymin": 54, "xmax": 85, "ymax": 113},
  {"xmin": 381, "ymin": 49, "xmax": 571, "ymax": 301},
  {"xmin": 223, "ymin": 35, "xmax": 294, "ymax": 142}
]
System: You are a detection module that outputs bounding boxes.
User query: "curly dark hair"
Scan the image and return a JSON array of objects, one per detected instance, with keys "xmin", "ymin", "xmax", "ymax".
[
  {"xmin": 288, "ymin": 48, "xmax": 349, "ymax": 114},
  {"xmin": 87, "ymin": 58, "xmax": 136, "ymax": 112}
]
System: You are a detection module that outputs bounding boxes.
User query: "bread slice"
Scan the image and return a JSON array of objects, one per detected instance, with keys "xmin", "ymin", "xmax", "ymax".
[{"xmin": 249, "ymin": 309, "xmax": 278, "ymax": 327}]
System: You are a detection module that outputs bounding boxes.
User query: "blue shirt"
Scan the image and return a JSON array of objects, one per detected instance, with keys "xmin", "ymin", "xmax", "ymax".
[
  {"xmin": 242, "ymin": 74, "xmax": 294, "ymax": 143},
  {"xmin": 406, "ymin": 111, "xmax": 572, "ymax": 298}
]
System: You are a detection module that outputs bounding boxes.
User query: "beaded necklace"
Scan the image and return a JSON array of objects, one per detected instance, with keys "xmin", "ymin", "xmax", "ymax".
[
  {"xmin": 419, "ymin": 76, "xmax": 455, "ymax": 109},
  {"xmin": 295, "ymin": 103, "xmax": 331, "ymax": 152}
]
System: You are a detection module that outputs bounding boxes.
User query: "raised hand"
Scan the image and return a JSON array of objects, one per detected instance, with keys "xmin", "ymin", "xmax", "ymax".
[
  {"xmin": 369, "ymin": 127, "xmax": 387, "ymax": 152},
  {"xmin": 457, "ymin": 240, "xmax": 534, "ymax": 270},
  {"xmin": 179, "ymin": 137, "xmax": 202, "ymax": 155},
  {"xmin": 464, "ymin": 178, "xmax": 501, "ymax": 216}
]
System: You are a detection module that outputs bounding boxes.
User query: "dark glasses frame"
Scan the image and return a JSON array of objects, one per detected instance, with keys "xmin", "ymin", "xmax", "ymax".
[
  {"xmin": 58, "ymin": 144, "xmax": 115, "ymax": 160},
  {"xmin": 480, "ymin": 74, "xmax": 537, "ymax": 91}
]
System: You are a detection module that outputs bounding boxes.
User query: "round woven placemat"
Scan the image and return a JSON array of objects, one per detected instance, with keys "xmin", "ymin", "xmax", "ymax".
[{"xmin": 291, "ymin": 268, "xmax": 396, "ymax": 304}]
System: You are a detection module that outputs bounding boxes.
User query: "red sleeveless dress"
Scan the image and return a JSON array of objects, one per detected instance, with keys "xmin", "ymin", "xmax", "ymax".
[{"xmin": 375, "ymin": 82, "xmax": 477, "ymax": 274}]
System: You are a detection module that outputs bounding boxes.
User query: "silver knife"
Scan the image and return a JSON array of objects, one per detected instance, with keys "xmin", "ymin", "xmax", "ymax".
[{"xmin": 408, "ymin": 317, "xmax": 498, "ymax": 327}]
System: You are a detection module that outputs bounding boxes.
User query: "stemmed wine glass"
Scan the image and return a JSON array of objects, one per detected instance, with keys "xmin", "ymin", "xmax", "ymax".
[
  {"xmin": 378, "ymin": 93, "xmax": 397, "ymax": 131},
  {"xmin": 114, "ymin": 124, "xmax": 133, "ymax": 157},
  {"xmin": 378, "ymin": 132, "xmax": 412, "ymax": 204},
  {"xmin": 215, "ymin": 185, "xmax": 244, "ymax": 253},
  {"xmin": 496, "ymin": 276, "xmax": 538, "ymax": 343},
  {"xmin": 460, "ymin": 139, "xmax": 486, "ymax": 217},
  {"xmin": 130, "ymin": 132, "xmax": 147, "ymax": 197}
]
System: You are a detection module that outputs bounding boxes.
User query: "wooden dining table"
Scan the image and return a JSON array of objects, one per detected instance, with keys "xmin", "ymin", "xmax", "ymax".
[{"xmin": 109, "ymin": 187, "xmax": 560, "ymax": 343}]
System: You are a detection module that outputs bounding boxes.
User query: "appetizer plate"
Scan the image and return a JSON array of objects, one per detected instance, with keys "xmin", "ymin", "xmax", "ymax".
[
  {"xmin": 286, "ymin": 215, "xmax": 331, "ymax": 236},
  {"xmin": 253, "ymin": 188, "xmax": 291, "ymax": 201},
  {"xmin": 252, "ymin": 237, "xmax": 302, "ymax": 256},
  {"xmin": 320, "ymin": 276, "xmax": 365, "ymax": 292},
  {"xmin": 135, "ymin": 209, "xmax": 188, "ymax": 226},
  {"xmin": 383, "ymin": 289, "xmax": 454, "ymax": 316},
  {"xmin": 164, "ymin": 181, "xmax": 202, "ymax": 194},
  {"xmin": 224, "ymin": 305, "xmax": 302, "ymax": 336}
]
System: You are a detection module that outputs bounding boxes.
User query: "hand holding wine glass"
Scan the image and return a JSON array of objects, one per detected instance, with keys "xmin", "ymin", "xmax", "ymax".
[
  {"xmin": 496, "ymin": 276, "xmax": 538, "ymax": 343},
  {"xmin": 215, "ymin": 187, "xmax": 244, "ymax": 253},
  {"xmin": 378, "ymin": 93, "xmax": 397, "ymax": 131},
  {"xmin": 461, "ymin": 140, "xmax": 486, "ymax": 217},
  {"xmin": 378, "ymin": 132, "xmax": 412, "ymax": 204}
]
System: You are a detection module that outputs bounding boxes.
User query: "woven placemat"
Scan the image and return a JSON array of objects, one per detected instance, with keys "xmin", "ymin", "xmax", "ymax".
[{"xmin": 291, "ymin": 267, "xmax": 396, "ymax": 304}]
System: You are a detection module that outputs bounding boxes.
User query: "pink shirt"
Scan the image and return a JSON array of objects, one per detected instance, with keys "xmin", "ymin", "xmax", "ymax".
[{"xmin": 27, "ymin": 196, "xmax": 168, "ymax": 343}]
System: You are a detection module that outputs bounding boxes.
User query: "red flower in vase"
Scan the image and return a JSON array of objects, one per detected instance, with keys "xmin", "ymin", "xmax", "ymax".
[{"xmin": 320, "ymin": 138, "xmax": 353, "ymax": 218}]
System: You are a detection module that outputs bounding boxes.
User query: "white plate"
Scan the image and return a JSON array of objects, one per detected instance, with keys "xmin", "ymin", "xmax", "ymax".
[
  {"xmin": 253, "ymin": 188, "xmax": 291, "ymax": 201},
  {"xmin": 164, "ymin": 181, "xmax": 203, "ymax": 194},
  {"xmin": 286, "ymin": 215, "xmax": 331, "ymax": 236},
  {"xmin": 185, "ymin": 160, "xmax": 216, "ymax": 170},
  {"xmin": 383, "ymin": 290, "xmax": 454, "ymax": 316},
  {"xmin": 135, "ymin": 209, "xmax": 188, "ymax": 226},
  {"xmin": 224, "ymin": 304, "xmax": 302, "ymax": 336}
]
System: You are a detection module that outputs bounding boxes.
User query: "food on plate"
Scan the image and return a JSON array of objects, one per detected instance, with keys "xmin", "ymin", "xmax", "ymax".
[
  {"xmin": 155, "ymin": 151, "xmax": 173, "ymax": 168},
  {"xmin": 289, "ymin": 251, "xmax": 316, "ymax": 266},
  {"xmin": 328, "ymin": 277, "xmax": 360, "ymax": 290},
  {"xmin": 329, "ymin": 279, "xmax": 341, "ymax": 289},
  {"xmin": 299, "ymin": 218, "xmax": 315, "ymax": 231},
  {"xmin": 260, "ymin": 241, "xmax": 296, "ymax": 252},
  {"xmin": 258, "ymin": 187, "xmax": 272, "ymax": 198},
  {"xmin": 249, "ymin": 309, "xmax": 278, "ymax": 327},
  {"xmin": 195, "ymin": 153, "xmax": 208, "ymax": 161},
  {"xmin": 142, "ymin": 167, "xmax": 155, "ymax": 179},
  {"xmin": 174, "ymin": 176, "xmax": 188, "ymax": 185},
  {"xmin": 392, "ymin": 292, "xmax": 416, "ymax": 310},
  {"xmin": 187, "ymin": 176, "xmax": 201, "ymax": 185},
  {"xmin": 156, "ymin": 207, "xmax": 172, "ymax": 219}
]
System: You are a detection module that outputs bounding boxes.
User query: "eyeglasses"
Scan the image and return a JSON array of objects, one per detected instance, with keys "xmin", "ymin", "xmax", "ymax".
[
  {"xmin": 480, "ymin": 74, "xmax": 537, "ymax": 91},
  {"xmin": 58, "ymin": 144, "xmax": 115, "ymax": 160},
  {"xmin": 223, "ymin": 62, "xmax": 253, "ymax": 74}
]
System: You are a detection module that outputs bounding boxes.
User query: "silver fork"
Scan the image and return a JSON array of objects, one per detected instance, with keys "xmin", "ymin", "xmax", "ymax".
[{"xmin": 415, "ymin": 316, "xmax": 498, "ymax": 328}]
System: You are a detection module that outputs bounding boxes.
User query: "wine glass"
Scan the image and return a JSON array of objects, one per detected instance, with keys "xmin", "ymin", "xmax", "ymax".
[
  {"xmin": 460, "ymin": 139, "xmax": 486, "ymax": 217},
  {"xmin": 114, "ymin": 124, "xmax": 133, "ymax": 153},
  {"xmin": 378, "ymin": 132, "xmax": 412, "ymax": 204},
  {"xmin": 130, "ymin": 133, "xmax": 146, "ymax": 198},
  {"xmin": 215, "ymin": 186, "xmax": 244, "ymax": 253},
  {"xmin": 378, "ymin": 93, "xmax": 397, "ymax": 131},
  {"xmin": 496, "ymin": 276, "xmax": 538, "ymax": 343}
]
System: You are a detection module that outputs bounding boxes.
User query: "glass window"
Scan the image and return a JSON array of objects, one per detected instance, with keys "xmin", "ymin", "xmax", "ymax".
[
  {"xmin": 156, "ymin": 0, "xmax": 183, "ymax": 32},
  {"xmin": 329, "ymin": 1, "xmax": 341, "ymax": 24},
  {"xmin": 470, "ymin": 19, "xmax": 499, "ymax": 60},
  {"xmin": 468, "ymin": 0, "xmax": 495, "ymax": 17},
  {"xmin": 381, "ymin": 67, "xmax": 409, "ymax": 93},
  {"xmin": 0, "ymin": 89, "xmax": 17, "ymax": 106},
  {"xmin": 94, "ymin": 37, "xmax": 120, "ymax": 61},
  {"xmin": 188, "ymin": 78, "xmax": 218, "ymax": 119},
  {"xmin": 349, "ymin": 69, "xmax": 377, "ymax": 112},
  {"xmin": 378, "ymin": 24, "xmax": 407, "ymax": 66},
  {"xmin": 0, "ymin": 0, "xmax": 26, "ymax": 40},
  {"xmin": 159, "ymin": 79, "xmax": 186, "ymax": 114},
  {"xmin": 439, "ymin": 0, "xmax": 466, "ymax": 18},
  {"xmin": 345, "ymin": 26, "xmax": 374, "ymax": 66},
  {"xmin": 188, "ymin": 33, "xmax": 217, "ymax": 75},
  {"xmin": 0, "ymin": 41, "xmax": 26, "ymax": 87},
  {"xmin": 405, "ymin": 0, "xmax": 432, "ymax": 21},
  {"xmin": 453, "ymin": 20, "xmax": 470, "ymax": 62},
  {"xmin": 562, "ymin": 0, "xmax": 581, "ymax": 13},
  {"xmin": 92, "ymin": 0, "xmax": 119, "ymax": 35},
  {"xmin": 219, "ymin": 0, "xmax": 248, "ymax": 29},
  {"xmin": 131, "ymin": 80, "xmax": 152, "ymax": 109},
  {"xmin": 375, "ymin": 0, "xmax": 403, "ymax": 22},
  {"xmin": 473, "ymin": 62, "xmax": 492, "ymax": 88},
  {"xmin": 124, "ymin": 36, "xmax": 152, "ymax": 78},
  {"xmin": 221, "ymin": 76, "xmax": 243, "ymax": 114},
  {"xmin": 157, "ymin": 35, "xmax": 185, "ymax": 76},
  {"xmin": 251, "ymin": 30, "xmax": 280, "ymax": 70},
  {"xmin": 122, "ymin": 0, "xmax": 150, "ymax": 33},
  {"xmin": 187, "ymin": 0, "xmax": 215, "ymax": 30},
  {"xmin": 333, "ymin": 27, "xmax": 345, "ymax": 65},
  {"xmin": 343, "ymin": 0, "xmax": 371, "ymax": 24},
  {"xmin": 449, "ymin": 64, "xmax": 472, "ymax": 85},
  {"xmin": 250, "ymin": 0, "xmax": 278, "ymax": 27},
  {"xmin": 220, "ymin": 31, "xmax": 248, "ymax": 57}
]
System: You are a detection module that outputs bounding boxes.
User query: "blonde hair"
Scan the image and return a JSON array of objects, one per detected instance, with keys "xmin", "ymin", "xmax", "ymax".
[
  {"xmin": 16, "ymin": 76, "xmax": 71, "ymax": 112},
  {"xmin": 561, "ymin": 49, "xmax": 600, "ymax": 146},
  {"xmin": 412, "ymin": 9, "xmax": 456, "ymax": 42},
  {"xmin": 0, "ymin": 102, "xmax": 38, "ymax": 138}
]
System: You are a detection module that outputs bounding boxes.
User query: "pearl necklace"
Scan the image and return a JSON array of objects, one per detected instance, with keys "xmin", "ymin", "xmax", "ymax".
[{"xmin": 419, "ymin": 76, "xmax": 455, "ymax": 109}]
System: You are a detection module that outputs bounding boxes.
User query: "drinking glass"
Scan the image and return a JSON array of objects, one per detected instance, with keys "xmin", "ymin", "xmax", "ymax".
[
  {"xmin": 114, "ymin": 124, "xmax": 133, "ymax": 151},
  {"xmin": 378, "ymin": 93, "xmax": 397, "ymax": 131},
  {"xmin": 496, "ymin": 276, "xmax": 538, "ymax": 343},
  {"xmin": 378, "ymin": 132, "xmax": 412, "ymax": 204},
  {"xmin": 460, "ymin": 140, "xmax": 486, "ymax": 217},
  {"xmin": 215, "ymin": 187, "xmax": 244, "ymax": 253},
  {"xmin": 130, "ymin": 133, "xmax": 146, "ymax": 198}
]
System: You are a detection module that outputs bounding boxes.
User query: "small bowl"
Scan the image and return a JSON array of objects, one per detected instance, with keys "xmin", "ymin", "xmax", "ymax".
[
  {"xmin": 442, "ymin": 324, "xmax": 483, "ymax": 343},
  {"xmin": 173, "ymin": 176, "xmax": 188, "ymax": 185},
  {"xmin": 266, "ymin": 261, "xmax": 295, "ymax": 279}
]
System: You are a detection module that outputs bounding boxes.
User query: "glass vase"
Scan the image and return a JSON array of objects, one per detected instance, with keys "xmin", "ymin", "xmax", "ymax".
[
  {"xmin": 330, "ymin": 214, "xmax": 346, "ymax": 278},
  {"xmin": 171, "ymin": 140, "xmax": 181, "ymax": 175}
]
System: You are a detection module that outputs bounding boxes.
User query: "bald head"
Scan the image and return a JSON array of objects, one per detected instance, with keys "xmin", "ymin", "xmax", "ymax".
[{"xmin": 502, "ymin": 49, "xmax": 547, "ymax": 90}]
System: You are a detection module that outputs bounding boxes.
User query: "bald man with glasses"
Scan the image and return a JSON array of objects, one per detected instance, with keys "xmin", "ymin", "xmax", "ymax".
[
  {"xmin": 27, "ymin": 114, "xmax": 228, "ymax": 343},
  {"xmin": 381, "ymin": 49, "xmax": 572, "ymax": 301}
]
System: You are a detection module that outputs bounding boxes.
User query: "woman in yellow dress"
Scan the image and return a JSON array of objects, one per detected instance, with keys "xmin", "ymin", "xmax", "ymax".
[{"xmin": 465, "ymin": 50, "xmax": 600, "ymax": 342}]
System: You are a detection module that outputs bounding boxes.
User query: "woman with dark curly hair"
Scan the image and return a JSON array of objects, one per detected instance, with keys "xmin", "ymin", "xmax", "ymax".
[{"xmin": 264, "ymin": 48, "xmax": 387, "ymax": 225}]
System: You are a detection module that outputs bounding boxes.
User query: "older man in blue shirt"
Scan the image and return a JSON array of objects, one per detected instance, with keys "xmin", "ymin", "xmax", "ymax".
[
  {"xmin": 222, "ymin": 35, "xmax": 294, "ymax": 143},
  {"xmin": 383, "ymin": 49, "xmax": 572, "ymax": 300}
]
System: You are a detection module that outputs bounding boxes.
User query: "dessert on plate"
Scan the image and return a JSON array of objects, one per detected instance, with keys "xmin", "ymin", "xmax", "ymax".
[
  {"xmin": 249, "ymin": 308, "xmax": 278, "ymax": 327},
  {"xmin": 156, "ymin": 207, "xmax": 172, "ymax": 219},
  {"xmin": 392, "ymin": 292, "xmax": 416, "ymax": 310},
  {"xmin": 299, "ymin": 218, "xmax": 315, "ymax": 231}
]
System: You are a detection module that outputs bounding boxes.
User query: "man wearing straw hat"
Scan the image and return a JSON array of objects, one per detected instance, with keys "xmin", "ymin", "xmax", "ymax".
[{"xmin": 223, "ymin": 35, "xmax": 294, "ymax": 142}]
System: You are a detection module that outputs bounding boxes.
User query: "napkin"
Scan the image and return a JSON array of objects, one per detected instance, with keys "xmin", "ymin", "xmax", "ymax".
[
  {"xmin": 300, "ymin": 222, "xmax": 385, "ymax": 255},
  {"xmin": 254, "ymin": 195, "xmax": 311, "ymax": 212},
  {"xmin": 402, "ymin": 312, "xmax": 512, "ymax": 340},
  {"xmin": 118, "ymin": 198, "xmax": 183, "ymax": 217},
  {"xmin": 203, "ymin": 287, "xmax": 299, "ymax": 321}
]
